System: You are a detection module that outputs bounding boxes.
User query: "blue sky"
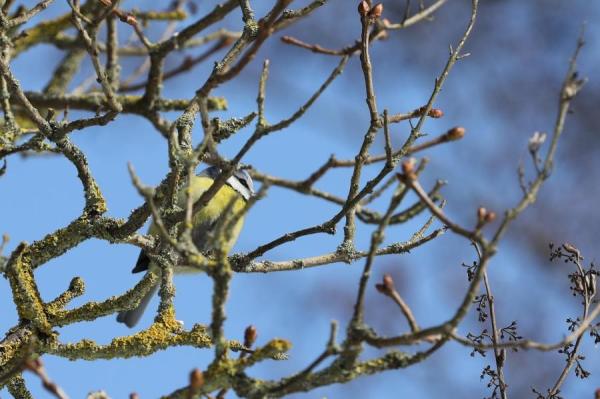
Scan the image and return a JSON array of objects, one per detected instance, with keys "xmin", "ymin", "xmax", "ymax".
[{"xmin": 1, "ymin": 0, "xmax": 600, "ymax": 398}]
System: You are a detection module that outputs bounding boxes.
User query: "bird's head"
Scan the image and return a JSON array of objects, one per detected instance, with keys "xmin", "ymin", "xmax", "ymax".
[{"xmin": 200, "ymin": 166, "xmax": 254, "ymax": 201}]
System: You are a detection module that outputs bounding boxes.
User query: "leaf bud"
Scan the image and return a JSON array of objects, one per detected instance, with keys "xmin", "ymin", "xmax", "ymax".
[
  {"xmin": 244, "ymin": 325, "xmax": 258, "ymax": 348},
  {"xmin": 428, "ymin": 108, "xmax": 444, "ymax": 118},
  {"xmin": 444, "ymin": 126, "xmax": 465, "ymax": 141},
  {"xmin": 401, "ymin": 158, "xmax": 417, "ymax": 180},
  {"xmin": 484, "ymin": 211, "xmax": 496, "ymax": 223},
  {"xmin": 477, "ymin": 207, "xmax": 487, "ymax": 224},
  {"xmin": 189, "ymin": 369, "xmax": 204, "ymax": 390},
  {"xmin": 368, "ymin": 3, "xmax": 383, "ymax": 19},
  {"xmin": 382, "ymin": 274, "xmax": 395, "ymax": 292},
  {"xmin": 358, "ymin": 1, "xmax": 370, "ymax": 16}
]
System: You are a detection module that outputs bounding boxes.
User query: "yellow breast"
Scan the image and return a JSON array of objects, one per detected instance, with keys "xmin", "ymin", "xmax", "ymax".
[{"xmin": 181, "ymin": 175, "xmax": 246, "ymax": 254}]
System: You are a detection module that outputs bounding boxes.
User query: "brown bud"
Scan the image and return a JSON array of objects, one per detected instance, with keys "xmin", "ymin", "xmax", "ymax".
[
  {"xmin": 376, "ymin": 274, "xmax": 394, "ymax": 295},
  {"xmin": 189, "ymin": 369, "xmax": 204, "ymax": 391},
  {"xmin": 124, "ymin": 14, "xmax": 137, "ymax": 26},
  {"xmin": 368, "ymin": 3, "xmax": 383, "ymax": 18},
  {"xmin": 383, "ymin": 274, "xmax": 394, "ymax": 290},
  {"xmin": 428, "ymin": 108, "xmax": 444, "ymax": 118},
  {"xmin": 358, "ymin": 0, "xmax": 370, "ymax": 16},
  {"xmin": 595, "ymin": 388, "xmax": 600, "ymax": 399},
  {"xmin": 400, "ymin": 158, "xmax": 417, "ymax": 181},
  {"xmin": 383, "ymin": 274, "xmax": 394, "ymax": 291},
  {"xmin": 244, "ymin": 325, "xmax": 258, "ymax": 348},
  {"xmin": 477, "ymin": 207, "xmax": 487, "ymax": 224},
  {"xmin": 444, "ymin": 126, "xmax": 465, "ymax": 141},
  {"xmin": 130, "ymin": 393, "xmax": 140, "ymax": 399},
  {"xmin": 484, "ymin": 211, "xmax": 496, "ymax": 223}
]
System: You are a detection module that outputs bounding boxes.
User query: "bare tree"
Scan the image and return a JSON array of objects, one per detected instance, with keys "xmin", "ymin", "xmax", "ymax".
[{"xmin": 0, "ymin": 0, "xmax": 597, "ymax": 398}]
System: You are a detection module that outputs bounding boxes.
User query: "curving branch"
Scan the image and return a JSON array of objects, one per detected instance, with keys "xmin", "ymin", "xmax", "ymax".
[{"xmin": 0, "ymin": 1, "xmax": 593, "ymax": 398}]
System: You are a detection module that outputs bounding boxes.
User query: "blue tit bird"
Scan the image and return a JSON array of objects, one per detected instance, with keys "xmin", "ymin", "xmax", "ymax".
[{"xmin": 117, "ymin": 166, "xmax": 254, "ymax": 328}]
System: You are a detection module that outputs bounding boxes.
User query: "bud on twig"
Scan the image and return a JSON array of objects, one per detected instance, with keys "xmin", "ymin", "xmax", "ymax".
[
  {"xmin": 375, "ymin": 274, "xmax": 395, "ymax": 296},
  {"xmin": 415, "ymin": 106, "xmax": 443, "ymax": 119},
  {"xmin": 428, "ymin": 108, "xmax": 444, "ymax": 118},
  {"xmin": 244, "ymin": 325, "xmax": 258, "ymax": 348},
  {"xmin": 189, "ymin": 369, "xmax": 204, "ymax": 391},
  {"xmin": 476, "ymin": 207, "xmax": 495, "ymax": 227},
  {"xmin": 130, "ymin": 393, "xmax": 140, "ymax": 399},
  {"xmin": 400, "ymin": 158, "xmax": 417, "ymax": 181},
  {"xmin": 477, "ymin": 207, "xmax": 487, "ymax": 225},
  {"xmin": 528, "ymin": 131, "xmax": 547, "ymax": 154},
  {"xmin": 444, "ymin": 126, "xmax": 465, "ymax": 141},
  {"xmin": 123, "ymin": 13, "xmax": 137, "ymax": 26},
  {"xmin": 484, "ymin": 211, "xmax": 496, "ymax": 223},
  {"xmin": 358, "ymin": 1, "xmax": 370, "ymax": 16},
  {"xmin": 368, "ymin": 3, "xmax": 383, "ymax": 19}
]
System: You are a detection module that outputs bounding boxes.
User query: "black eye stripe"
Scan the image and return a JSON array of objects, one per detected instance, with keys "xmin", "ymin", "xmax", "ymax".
[{"xmin": 238, "ymin": 178, "xmax": 249, "ymax": 189}]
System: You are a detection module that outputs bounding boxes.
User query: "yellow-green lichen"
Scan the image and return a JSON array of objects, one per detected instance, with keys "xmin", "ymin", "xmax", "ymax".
[
  {"xmin": 28, "ymin": 217, "xmax": 90, "ymax": 269},
  {"xmin": 45, "ymin": 277, "xmax": 86, "ymax": 315},
  {"xmin": 207, "ymin": 96, "xmax": 228, "ymax": 111},
  {"xmin": 240, "ymin": 339, "xmax": 292, "ymax": 368},
  {"xmin": 6, "ymin": 374, "xmax": 34, "ymax": 399},
  {"xmin": 13, "ymin": 14, "xmax": 72, "ymax": 55},
  {"xmin": 85, "ymin": 180, "xmax": 108, "ymax": 215},
  {"xmin": 49, "ymin": 322, "xmax": 212, "ymax": 361},
  {"xmin": 5, "ymin": 243, "xmax": 51, "ymax": 333},
  {"xmin": 133, "ymin": 9, "xmax": 187, "ymax": 21},
  {"xmin": 48, "ymin": 272, "xmax": 158, "ymax": 326},
  {"xmin": 0, "ymin": 327, "xmax": 38, "ymax": 383}
]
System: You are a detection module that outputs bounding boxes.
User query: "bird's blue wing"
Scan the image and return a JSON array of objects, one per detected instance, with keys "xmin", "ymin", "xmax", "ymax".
[
  {"xmin": 191, "ymin": 217, "xmax": 219, "ymax": 253},
  {"xmin": 131, "ymin": 249, "xmax": 150, "ymax": 273}
]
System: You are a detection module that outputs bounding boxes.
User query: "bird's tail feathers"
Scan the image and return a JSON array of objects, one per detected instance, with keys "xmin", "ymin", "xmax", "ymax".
[{"xmin": 116, "ymin": 284, "xmax": 158, "ymax": 328}]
